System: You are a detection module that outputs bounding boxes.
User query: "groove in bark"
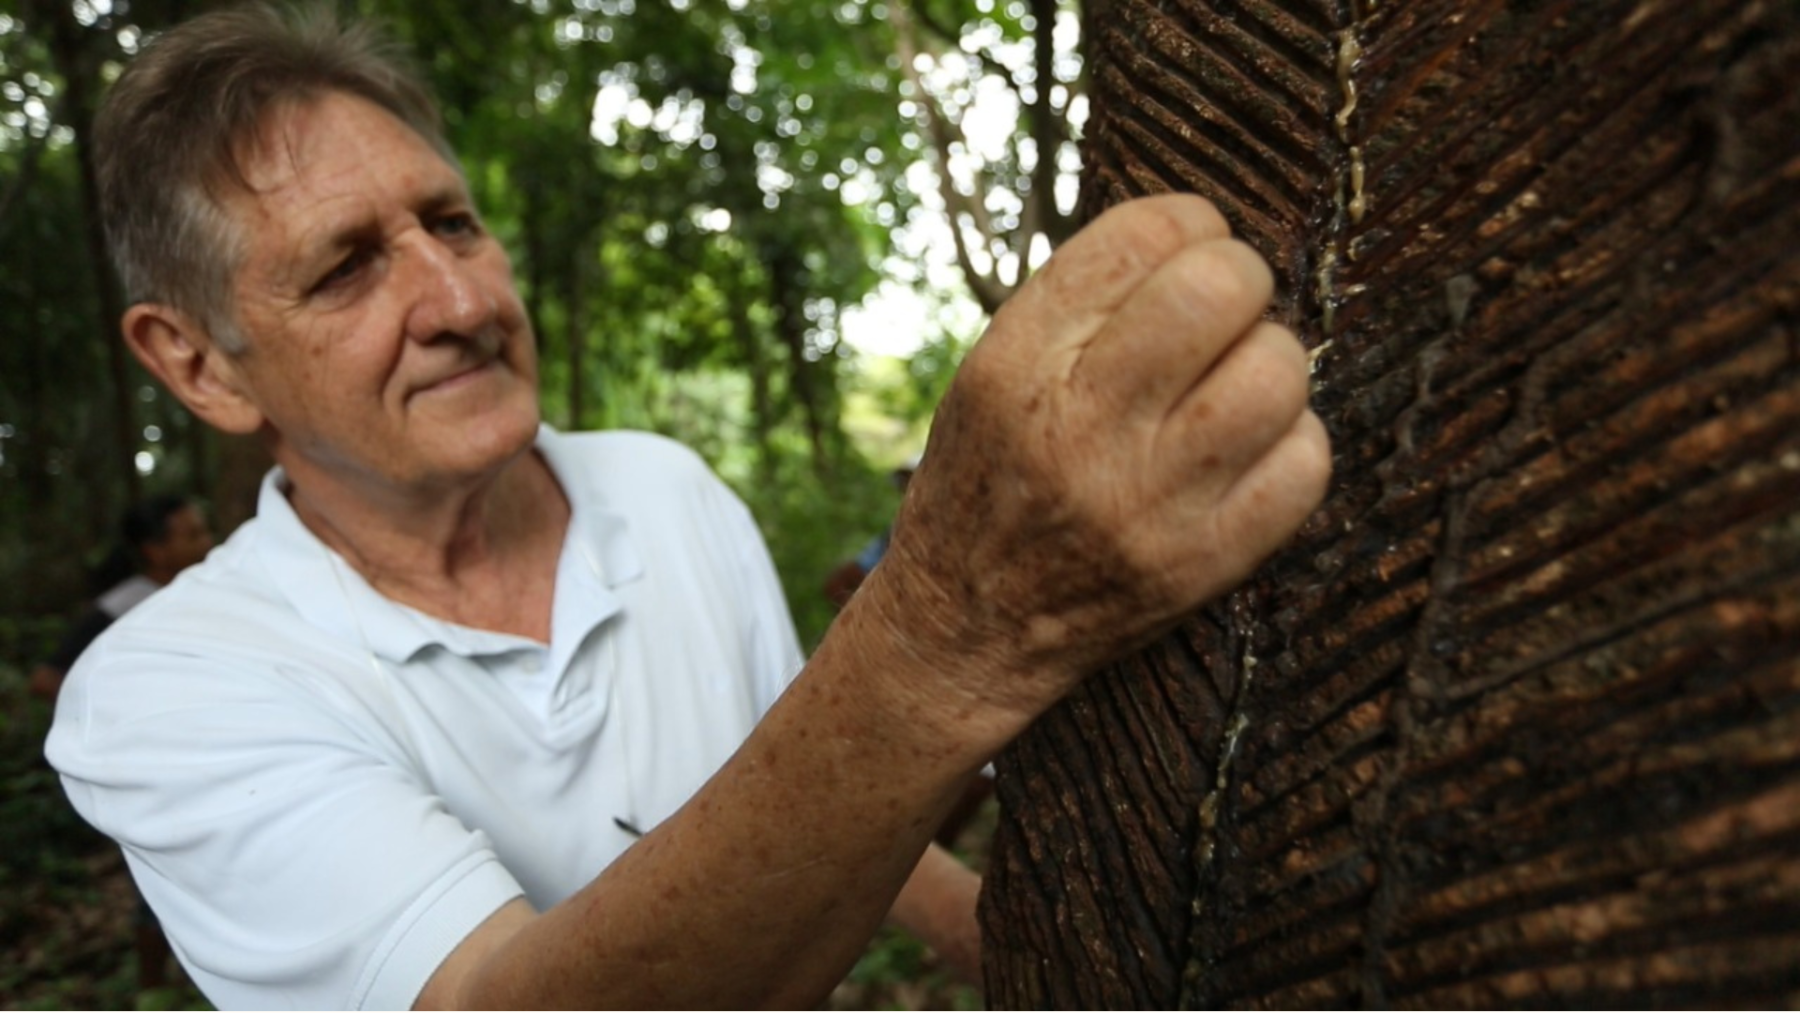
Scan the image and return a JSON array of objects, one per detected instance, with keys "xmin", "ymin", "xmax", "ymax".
[{"xmin": 982, "ymin": 0, "xmax": 1800, "ymax": 1007}]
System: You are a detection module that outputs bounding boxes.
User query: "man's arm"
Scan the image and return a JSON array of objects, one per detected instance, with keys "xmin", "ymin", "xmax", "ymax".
[
  {"xmin": 417, "ymin": 194, "xmax": 1331, "ymax": 1009},
  {"xmin": 890, "ymin": 842, "xmax": 984, "ymax": 987},
  {"xmin": 28, "ymin": 664, "xmax": 67, "ymax": 704},
  {"xmin": 418, "ymin": 625, "xmax": 998, "ymax": 1009}
]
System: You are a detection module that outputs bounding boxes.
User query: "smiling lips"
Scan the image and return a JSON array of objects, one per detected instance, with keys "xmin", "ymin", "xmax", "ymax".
[
  {"xmin": 410, "ymin": 355, "xmax": 501, "ymax": 400},
  {"xmin": 409, "ymin": 325, "xmax": 509, "ymax": 399}
]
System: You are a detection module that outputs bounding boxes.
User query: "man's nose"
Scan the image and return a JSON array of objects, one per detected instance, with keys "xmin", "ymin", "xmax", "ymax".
[{"xmin": 402, "ymin": 232, "xmax": 495, "ymax": 342}]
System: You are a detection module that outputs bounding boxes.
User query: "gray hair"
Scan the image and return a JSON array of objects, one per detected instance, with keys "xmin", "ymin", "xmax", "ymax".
[{"xmin": 94, "ymin": 2, "xmax": 456, "ymax": 352}]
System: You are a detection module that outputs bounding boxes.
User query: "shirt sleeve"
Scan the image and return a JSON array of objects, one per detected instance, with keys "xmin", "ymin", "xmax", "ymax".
[{"xmin": 46, "ymin": 631, "xmax": 525, "ymax": 1011}]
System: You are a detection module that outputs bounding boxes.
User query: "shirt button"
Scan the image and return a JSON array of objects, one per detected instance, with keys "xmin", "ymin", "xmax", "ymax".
[{"xmin": 521, "ymin": 653, "xmax": 544, "ymax": 674}]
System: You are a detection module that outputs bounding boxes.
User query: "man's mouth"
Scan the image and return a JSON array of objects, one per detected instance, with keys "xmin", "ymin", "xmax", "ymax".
[{"xmin": 411, "ymin": 357, "xmax": 499, "ymax": 400}]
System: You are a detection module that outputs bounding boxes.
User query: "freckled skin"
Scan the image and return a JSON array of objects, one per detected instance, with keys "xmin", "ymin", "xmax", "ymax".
[{"xmin": 849, "ymin": 195, "xmax": 1332, "ymax": 732}]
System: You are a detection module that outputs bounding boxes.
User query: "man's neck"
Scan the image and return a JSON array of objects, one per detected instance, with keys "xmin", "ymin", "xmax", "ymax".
[{"xmin": 284, "ymin": 447, "xmax": 571, "ymax": 642}]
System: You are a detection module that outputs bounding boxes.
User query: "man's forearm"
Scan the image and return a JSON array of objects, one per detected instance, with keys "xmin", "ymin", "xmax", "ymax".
[{"xmin": 424, "ymin": 588, "xmax": 1011, "ymax": 1009}]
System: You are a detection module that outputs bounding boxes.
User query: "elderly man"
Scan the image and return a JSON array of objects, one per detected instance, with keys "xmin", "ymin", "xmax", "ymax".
[{"xmin": 46, "ymin": 3, "xmax": 1329, "ymax": 1009}]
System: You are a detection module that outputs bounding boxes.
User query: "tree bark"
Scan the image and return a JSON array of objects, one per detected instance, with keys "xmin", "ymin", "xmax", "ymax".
[{"xmin": 982, "ymin": 1, "xmax": 1800, "ymax": 1007}]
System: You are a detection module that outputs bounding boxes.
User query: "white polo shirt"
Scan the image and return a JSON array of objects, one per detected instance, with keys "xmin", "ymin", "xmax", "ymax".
[{"xmin": 47, "ymin": 427, "xmax": 804, "ymax": 1010}]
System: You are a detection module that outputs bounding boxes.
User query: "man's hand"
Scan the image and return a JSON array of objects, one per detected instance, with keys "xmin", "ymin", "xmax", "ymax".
[{"xmin": 862, "ymin": 194, "xmax": 1331, "ymax": 732}]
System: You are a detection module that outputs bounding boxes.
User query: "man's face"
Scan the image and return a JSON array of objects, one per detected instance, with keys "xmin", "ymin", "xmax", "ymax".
[
  {"xmin": 144, "ymin": 503, "xmax": 214, "ymax": 577},
  {"xmin": 219, "ymin": 91, "xmax": 539, "ymax": 495}
]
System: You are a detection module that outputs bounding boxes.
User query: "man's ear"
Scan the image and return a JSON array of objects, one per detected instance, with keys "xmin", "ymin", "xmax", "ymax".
[{"xmin": 122, "ymin": 304, "xmax": 265, "ymax": 435}]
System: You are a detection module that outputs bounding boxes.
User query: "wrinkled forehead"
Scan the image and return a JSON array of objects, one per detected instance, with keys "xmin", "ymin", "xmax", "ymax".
[
  {"xmin": 205, "ymin": 89, "xmax": 462, "ymax": 221},
  {"xmin": 199, "ymin": 91, "xmax": 470, "ymax": 292},
  {"xmin": 231, "ymin": 93, "xmax": 444, "ymax": 190}
]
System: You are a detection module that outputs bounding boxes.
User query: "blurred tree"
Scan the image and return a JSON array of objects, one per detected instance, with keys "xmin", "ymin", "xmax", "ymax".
[{"xmin": 891, "ymin": 0, "xmax": 1081, "ymax": 313}]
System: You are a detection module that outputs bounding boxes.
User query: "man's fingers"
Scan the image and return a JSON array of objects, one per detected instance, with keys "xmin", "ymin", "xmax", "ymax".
[
  {"xmin": 1161, "ymin": 320, "xmax": 1310, "ymax": 479},
  {"xmin": 1078, "ymin": 238, "xmax": 1277, "ymax": 416},
  {"xmin": 1214, "ymin": 409, "xmax": 1333, "ymax": 564},
  {"xmin": 1005, "ymin": 195, "xmax": 1233, "ymax": 354}
]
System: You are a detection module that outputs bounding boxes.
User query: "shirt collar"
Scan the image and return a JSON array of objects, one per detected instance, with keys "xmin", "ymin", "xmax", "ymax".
[{"xmin": 252, "ymin": 424, "xmax": 644, "ymax": 664}]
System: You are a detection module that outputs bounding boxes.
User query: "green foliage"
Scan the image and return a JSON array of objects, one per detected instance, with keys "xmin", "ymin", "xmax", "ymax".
[
  {"xmin": 0, "ymin": 2, "xmax": 219, "ymax": 615},
  {"xmin": 834, "ymin": 926, "xmax": 984, "ymax": 1009},
  {"xmin": 730, "ymin": 444, "xmax": 902, "ymax": 648},
  {"xmin": 0, "ymin": 712, "xmax": 97, "ymax": 880}
]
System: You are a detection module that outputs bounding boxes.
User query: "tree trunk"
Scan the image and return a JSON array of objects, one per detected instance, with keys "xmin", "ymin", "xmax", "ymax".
[
  {"xmin": 981, "ymin": 1, "xmax": 1800, "ymax": 1007},
  {"xmin": 767, "ymin": 245, "xmax": 831, "ymax": 475},
  {"xmin": 37, "ymin": 0, "xmax": 140, "ymax": 505},
  {"xmin": 729, "ymin": 295, "xmax": 778, "ymax": 481}
]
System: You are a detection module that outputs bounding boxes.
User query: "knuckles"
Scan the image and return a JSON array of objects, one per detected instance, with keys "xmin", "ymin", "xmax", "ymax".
[
  {"xmin": 1237, "ymin": 325, "xmax": 1313, "ymax": 429},
  {"xmin": 887, "ymin": 194, "xmax": 1330, "ymax": 682},
  {"xmin": 1018, "ymin": 194, "xmax": 1235, "ymax": 332},
  {"xmin": 1087, "ymin": 193, "xmax": 1233, "ymax": 255},
  {"xmin": 1159, "ymin": 240, "xmax": 1274, "ymax": 333},
  {"xmin": 1288, "ymin": 411, "xmax": 1336, "ymax": 503}
]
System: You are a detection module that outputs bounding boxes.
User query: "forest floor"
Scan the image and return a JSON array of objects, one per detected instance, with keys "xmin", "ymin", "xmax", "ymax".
[{"xmin": 0, "ymin": 682, "xmax": 990, "ymax": 1011}]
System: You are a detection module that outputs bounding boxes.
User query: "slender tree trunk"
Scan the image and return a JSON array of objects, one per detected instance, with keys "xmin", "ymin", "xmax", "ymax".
[
  {"xmin": 730, "ymin": 296, "xmax": 777, "ymax": 480},
  {"xmin": 982, "ymin": 1, "xmax": 1800, "ymax": 1007},
  {"xmin": 767, "ymin": 246, "xmax": 830, "ymax": 474},
  {"xmin": 38, "ymin": 0, "xmax": 139, "ymax": 504},
  {"xmin": 14, "ymin": 261, "xmax": 65, "ymax": 611},
  {"xmin": 0, "ymin": 130, "xmax": 48, "ymax": 246}
]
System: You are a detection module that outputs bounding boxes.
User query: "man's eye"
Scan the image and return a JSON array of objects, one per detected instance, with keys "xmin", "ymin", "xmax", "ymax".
[
  {"xmin": 432, "ymin": 213, "xmax": 480, "ymax": 238},
  {"xmin": 314, "ymin": 250, "xmax": 371, "ymax": 292}
]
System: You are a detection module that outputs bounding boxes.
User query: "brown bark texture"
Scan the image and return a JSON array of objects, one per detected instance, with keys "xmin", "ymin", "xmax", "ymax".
[{"xmin": 980, "ymin": 1, "xmax": 1800, "ymax": 1008}]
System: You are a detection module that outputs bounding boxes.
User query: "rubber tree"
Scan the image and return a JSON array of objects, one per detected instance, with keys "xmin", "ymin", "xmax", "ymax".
[{"xmin": 980, "ymin": 0, "xmax": 1800, "ymax": 1006}]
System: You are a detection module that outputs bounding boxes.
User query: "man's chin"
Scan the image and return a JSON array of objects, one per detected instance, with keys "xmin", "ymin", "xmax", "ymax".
[
  {"xmin": 467, "ymin": 401, "xmax": 543, "ymax": 458},
  {"xmin": 411, "ymin": 393, "xmax": 542, "ymax": 472}
]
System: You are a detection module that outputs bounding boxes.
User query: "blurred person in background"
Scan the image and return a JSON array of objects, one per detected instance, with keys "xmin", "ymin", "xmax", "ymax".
[
  {"xmin": 30, "ymin": 494, "xmax": 214, "ymax": 705},
  {"xmin": 31, "ymin": 492, "xmax": 213, "ymax": 989}
]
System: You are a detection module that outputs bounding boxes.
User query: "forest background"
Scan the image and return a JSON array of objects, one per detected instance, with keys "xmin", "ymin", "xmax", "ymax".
[{"xmin": 0, "ymin": 0, "xmax": 1084, "ymax": 1006}]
